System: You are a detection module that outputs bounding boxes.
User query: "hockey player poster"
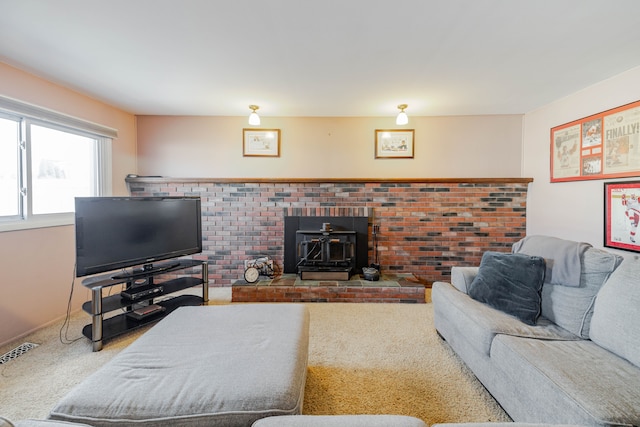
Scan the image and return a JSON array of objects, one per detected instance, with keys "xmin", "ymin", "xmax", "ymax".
[
  {"xmin": 551, "ymin": 99, "xmax": 640, "ymax": 182},
  {"xmin": 605, "ymin": 180, "xmax": 640, "ymax": 253}
]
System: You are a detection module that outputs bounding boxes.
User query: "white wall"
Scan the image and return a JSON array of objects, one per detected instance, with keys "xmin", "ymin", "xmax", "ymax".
[
  {"xmin": 136, "ymin": 115, "xmax": 524, "ymax": 178},
  {"xmin": 523, "ymin": 65, "xmax": 640, "ymax": 256}
]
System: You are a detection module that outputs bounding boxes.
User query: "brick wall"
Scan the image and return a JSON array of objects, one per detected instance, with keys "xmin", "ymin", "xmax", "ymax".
[{"xmin": 127, "ymin": 178, "xmax": 531, "ymax": 286}]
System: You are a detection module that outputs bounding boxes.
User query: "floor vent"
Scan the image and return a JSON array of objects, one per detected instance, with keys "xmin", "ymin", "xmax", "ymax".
[{"xmin": 0, "ymin": 342, "xmax": 39, "ymax": 364}]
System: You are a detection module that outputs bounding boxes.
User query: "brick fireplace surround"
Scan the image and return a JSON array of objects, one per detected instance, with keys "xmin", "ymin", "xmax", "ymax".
[{"xmin": 126, "ymin": 177, "xmax": 532, "ymax": 296}]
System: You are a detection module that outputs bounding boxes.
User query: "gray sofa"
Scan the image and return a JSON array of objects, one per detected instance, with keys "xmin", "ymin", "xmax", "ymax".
[{"xmin": 432, "ymin": 236, "xmax": 640, "ymax": 427}]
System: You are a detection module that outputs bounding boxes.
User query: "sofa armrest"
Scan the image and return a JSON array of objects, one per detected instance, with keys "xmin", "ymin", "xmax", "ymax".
[{"xmin": 450, "ymin": 266, "xmax": 479, "ymax": 294}]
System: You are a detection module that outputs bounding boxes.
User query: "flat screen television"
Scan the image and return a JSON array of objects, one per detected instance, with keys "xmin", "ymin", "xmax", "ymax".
[{"xmin": 74, "ymin": 196, "xmax": 202, "ymax": 277}]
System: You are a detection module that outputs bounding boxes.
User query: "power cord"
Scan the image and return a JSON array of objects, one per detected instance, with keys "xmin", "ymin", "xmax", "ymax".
[{"xmin": 59, "ymin": 263, "xmax": 83, "ymax": 345}]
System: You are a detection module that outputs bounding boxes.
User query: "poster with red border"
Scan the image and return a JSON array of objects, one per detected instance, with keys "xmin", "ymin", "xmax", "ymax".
[
  {"xmin": 604, "ymin": 180, "xmax": 640, "ymax": 253},
  {"xmin": 550, "ymin": 100, "xmax": 640, "ymax": 182}
]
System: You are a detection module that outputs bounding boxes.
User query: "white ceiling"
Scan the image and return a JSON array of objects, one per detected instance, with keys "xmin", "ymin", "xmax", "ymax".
[{"xmin": 1, "ymin": 0, "xmax": 640, "ymax": 117}]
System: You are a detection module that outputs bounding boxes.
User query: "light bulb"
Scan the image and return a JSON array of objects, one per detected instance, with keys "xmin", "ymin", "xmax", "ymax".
[
  {"xmin": 248, "ymin": 105, "xmax": 260, "ymax": 125},
  {"xmin": 396, "ymin": 111, "xmax": 408, "ymax": 125},
  {"xmin": 396, "ymin": 104, "xmax": 408, "ymax": 125},
  {"xmin": 249, "ymin": 112, "xmax": 260, "ymax": 125}
]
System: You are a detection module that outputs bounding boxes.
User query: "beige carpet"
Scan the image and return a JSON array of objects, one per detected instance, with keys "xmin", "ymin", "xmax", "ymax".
[{"xmin": 0, "ymin": 298, "xmax": 510, "ymax": 424}]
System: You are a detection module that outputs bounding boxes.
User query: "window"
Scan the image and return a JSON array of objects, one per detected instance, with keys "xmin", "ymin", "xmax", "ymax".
[
  {"xmin": 0, "ymin": 115, "xmax": 20, "ymax": 218},
  {"xmin": 0, "ymin": 96, "xmax": 115, "ymax": 232}
]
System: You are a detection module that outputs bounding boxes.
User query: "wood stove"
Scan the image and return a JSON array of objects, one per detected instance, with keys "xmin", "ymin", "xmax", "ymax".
[
  {"xmin": 296, "ymin": 225, "xmax": 356, "ymax": 280},
  {"xmin": 284, "ymin": 216, "xmax": 368, "ymax": 280}
]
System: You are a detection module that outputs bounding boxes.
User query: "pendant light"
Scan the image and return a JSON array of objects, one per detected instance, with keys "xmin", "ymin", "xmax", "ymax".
[
  {"xmin": 248, "ymin": 105, "xmax": 261, "ymax": 126},
  {"xmin": 396, "ymin": 104, "xmax": 408, "ymax": 125}
]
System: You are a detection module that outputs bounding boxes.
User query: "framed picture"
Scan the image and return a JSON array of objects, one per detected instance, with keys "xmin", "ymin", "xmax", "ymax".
[
  {"xmin": 375, "ymin": 129, "xmax": 414, "ymax": 158},
  {"xmin": 604, "ymin": 180, "xmax": 640, "ymax": 253},
  {"xmin": 243, "ymin": 129, "xmax": 281, "ymax": 157},
  {"xmin": 550, "ymin": 99, "xmax": 640, "ymax": 182}
]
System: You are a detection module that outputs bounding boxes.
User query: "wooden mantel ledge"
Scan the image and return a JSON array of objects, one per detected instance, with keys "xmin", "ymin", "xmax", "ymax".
[{"xmin": 125, "ymin": 176, "xmax": 534, "ymax": 184}]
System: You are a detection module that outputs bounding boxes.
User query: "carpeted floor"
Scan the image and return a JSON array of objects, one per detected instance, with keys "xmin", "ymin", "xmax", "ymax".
[{"xmin": 0, "ymin": 296, "xmax": 510, "ymax": 424}]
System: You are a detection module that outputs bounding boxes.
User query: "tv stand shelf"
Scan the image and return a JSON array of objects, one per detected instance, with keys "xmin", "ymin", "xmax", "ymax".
[{"xmin": 81, "ymin": 259, "xmax": 208, "ymax": 351}]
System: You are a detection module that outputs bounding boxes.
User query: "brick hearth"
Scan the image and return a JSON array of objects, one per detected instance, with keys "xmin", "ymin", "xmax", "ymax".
[{"xmin": 232, "ymin": 274, "xmax": 426, "ymax": 303}]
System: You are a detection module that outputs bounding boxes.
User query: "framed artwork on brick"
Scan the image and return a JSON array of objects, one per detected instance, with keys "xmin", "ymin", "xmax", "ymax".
[
  {"xmin": 604, "ymin": 180, "xmax": 640, "ymax": 253},
  {"xmin": 375, "ymin": 129, "xmax": 414, "ymax": 158},
  {"xmin": 243, "ymin": 129, "xmax": 280, "ymax": 157}
]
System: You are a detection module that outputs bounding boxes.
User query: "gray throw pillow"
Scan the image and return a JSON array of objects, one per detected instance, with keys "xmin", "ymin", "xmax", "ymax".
[{"xmin": 468, "ymin": 251, "xmax": 546, "ymax": 326}]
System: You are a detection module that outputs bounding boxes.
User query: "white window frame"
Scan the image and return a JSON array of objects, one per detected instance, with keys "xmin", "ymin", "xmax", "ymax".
[{"xmin": 0, "ymin": 95, "xmax": 116, "ymax": 232}]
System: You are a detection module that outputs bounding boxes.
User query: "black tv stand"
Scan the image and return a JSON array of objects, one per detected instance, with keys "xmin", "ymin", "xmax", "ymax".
[
  {"xmin": 81, "ymin": 259, "xmax": 208, "ymax": 351},
  {"xmin": 111, "ymin": 261, "xmax": 181, "ymax": 280}
]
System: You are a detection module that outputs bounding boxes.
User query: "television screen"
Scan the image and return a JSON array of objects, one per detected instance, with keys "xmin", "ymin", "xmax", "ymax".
[{"xmin": 74, "ymin": 196, "xmax": 202, "ymax": 277}]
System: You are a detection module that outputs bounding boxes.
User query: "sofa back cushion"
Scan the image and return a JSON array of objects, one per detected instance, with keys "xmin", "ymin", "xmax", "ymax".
[
  {"xmin": 590, "ymin": 257, "xmax": 640, "ymax": 368},
  {"xmin": 540, "ymin": 246, "xmax": 622, "ymax": 338},
  {"xmin": 512, "ymin": 235, "xmax": 590, "ymax": 287}
]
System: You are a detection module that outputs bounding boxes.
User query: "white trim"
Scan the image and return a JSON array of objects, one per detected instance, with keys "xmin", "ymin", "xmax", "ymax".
[
  {"xmin": 99, "ymin": 137, "xmax": 113, "ymax": 195},
  {"xmin": 0, "ymin": 94, "xmax": 118, "ymax": 138},
  {"xmin": 0, "ymin": 213, "xmax": 74, "ymax": 232}
]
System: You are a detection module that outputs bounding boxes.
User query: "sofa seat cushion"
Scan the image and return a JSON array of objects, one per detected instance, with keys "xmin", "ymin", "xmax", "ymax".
[
  {"xmin": 49, "ymin": 304, "xmax": 310, "ymax": 427},
  {"xmin": 252, "ymin": 415, "xmax": 426, "ymax": 427},
  {"xmin": 468, "ymin": 251, "xmax": 546, "ymax": 325},
  {"xmin": 433, "ymin": 282, "xmax": 579, "ymax": 357},
  {"xmin": 590, "ymin": 257, "xmax": 640, "ymax": 368},
  {"xmin": 14, "ymin": 422, "xmax": 92, "ymax": 427},
  {"xmin": 490, "ymin": 334, "xmax": 640, "ymax": 426}
]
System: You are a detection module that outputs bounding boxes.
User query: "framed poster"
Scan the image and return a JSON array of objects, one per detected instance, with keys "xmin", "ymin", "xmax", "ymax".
[
  {"xmin": 550, "ymin": 100, "xmax": 640, "ymax": 182},
  {"xmin": 604, "ymin": 180, "xmax": 640, "ymax": 253},
  {"xmin": 375, "ymin": 129, "xmax": 414, "ymax": 158},
  {"xmin": 243, "ymin": 129, "xmax": 281, "ymax": 157}
]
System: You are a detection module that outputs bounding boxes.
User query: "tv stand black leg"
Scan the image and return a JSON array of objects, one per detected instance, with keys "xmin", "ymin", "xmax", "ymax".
[{"xmin": 202, "ymin": 263, "xmax": 209, "ymax": 303}]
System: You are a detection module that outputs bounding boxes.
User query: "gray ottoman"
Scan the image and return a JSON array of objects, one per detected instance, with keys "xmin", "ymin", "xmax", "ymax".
[
  {"xmin": 252, "ymin": 415, "xmax": 426, "ymax": 426},
  {"xmin": 49, "ymin": 304, "xmax": 310, "ymax": 427}
]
